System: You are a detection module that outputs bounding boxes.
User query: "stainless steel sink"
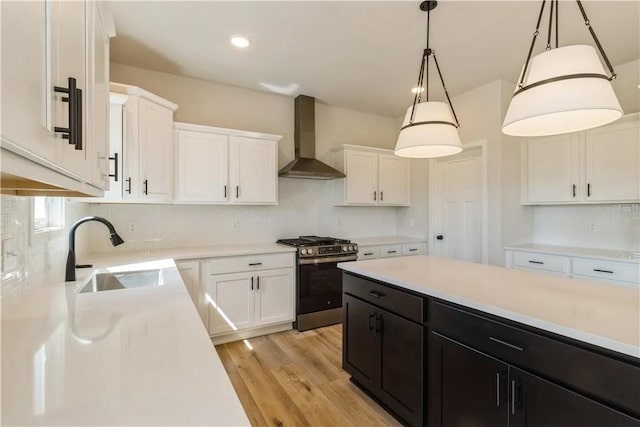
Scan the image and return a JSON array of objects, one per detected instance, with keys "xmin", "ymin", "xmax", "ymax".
[{"xmin": 80, "ymin": 269, "xmax": 162, "ymax": 293}]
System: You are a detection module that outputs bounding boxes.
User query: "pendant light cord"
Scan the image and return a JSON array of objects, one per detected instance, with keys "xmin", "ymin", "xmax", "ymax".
[
  {"xmin": 576, "ymin": 0, "xmax": 616, "ymax": 79},
  {"xmin": 433, "ymin": 54, "xmax": 460, "ymax": 127},
  {"xmin": 519, "ymin": 0, "xmax": 547, "ymax": 89}
]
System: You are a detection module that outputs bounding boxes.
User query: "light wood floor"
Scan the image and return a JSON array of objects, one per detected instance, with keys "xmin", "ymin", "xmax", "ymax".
[{"xmin": 215, "ymin": 324, "xmax": 402, "ymax": 427}]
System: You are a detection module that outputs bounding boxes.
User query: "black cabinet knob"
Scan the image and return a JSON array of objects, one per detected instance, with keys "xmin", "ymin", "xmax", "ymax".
[{"xmin": 436, "ymin": 235, "xmax": 444, "ymax": 240}]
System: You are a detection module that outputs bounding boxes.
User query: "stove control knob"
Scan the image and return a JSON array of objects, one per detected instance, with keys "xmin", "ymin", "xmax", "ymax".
[
  {"xmin": 343, "ymin": 246, "xmax": 348, "ymax": 252},
  {"xmin": 307, "ymin": 248, "xmax": 313, "ymax": 255},
  {"xmin": 301, "ymin": 249, "xmax": 307, "ymax": 255},
  {"xmin": 348, "ymin": 245, "xmax": 354, "ymax": 251}
]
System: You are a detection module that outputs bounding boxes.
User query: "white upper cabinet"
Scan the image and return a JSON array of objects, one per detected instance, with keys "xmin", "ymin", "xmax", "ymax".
[
  {"xmin": 522, "ymin": 114, "xmax": 640, "ymax": 205},
  {"xmin": 138, "ymin": 97, "xmax": 174, "ymax": 202},
  {"xmin": 175, "ymin": 129, "xmax": 229, "ymax": 203},
  {"xmin": 332, "ymin": 145, "xmax": 410, "ymax": 206},
  {"xmin": 584, "ymin": 117, "xmax": 640, "ymax": 202},
  {"xmin": 230, "ymin": 136, "xmax": 278, "ymax": 205},
  {"xmin": 1, "ymin": 0, "xmax": 114, "ymax": 196},
  {"xmin": 523, "ymin": 134, "xmax": 581, "ymax": 203},
  {"xmin": 174, "ymin": 123, "xmax": 281, "ymax": 205}
]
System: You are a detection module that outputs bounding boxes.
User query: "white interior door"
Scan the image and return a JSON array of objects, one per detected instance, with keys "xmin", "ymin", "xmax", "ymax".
[{"xmin": 432, "ymin": 147, "xmax": 484, "ymax": 263}]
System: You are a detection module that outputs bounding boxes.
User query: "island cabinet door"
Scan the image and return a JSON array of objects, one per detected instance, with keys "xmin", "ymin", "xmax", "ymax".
[
  {"xmin": 343, "ymin": 294, "xmax": 378, "ymax": 392},
  {"xmin": 508, "ymin": 367, "xmax": 621, "ymax": 427},
  {"xmin": 428, "ymin": 332, "xmax": 508, "ymax": 427},
  {"xmin": 378, "ymin": 309, "xmax": 424, "ymax": 427}
]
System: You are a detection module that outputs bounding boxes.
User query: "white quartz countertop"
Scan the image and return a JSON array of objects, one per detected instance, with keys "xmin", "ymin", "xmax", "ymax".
[
  {"xmin": 1, "ymin": 259, "xmax": 250, "ymax": 426},
  {"xmin": 505, "ymin": 243, "xmax": 640, "ymax": 263},
  {"xmin": 86, "ymin": 242, "xmax": 296, "ymax": 266},
  {"xmin": 339, "ymin": 256, "xmax": 640, "ymax": 359},
  {"xmin": 351, "ymin": 235, "xmax": 426, "ymax": 246}
]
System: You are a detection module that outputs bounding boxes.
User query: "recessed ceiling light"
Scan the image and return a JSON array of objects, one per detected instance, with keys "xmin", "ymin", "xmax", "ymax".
[
  {"xmin": 411, "ymin": 86, "xmax": 425, "ymax": 94},
  {"xmin": 230, "ymin": 35, "xmax": 250, "ymax": 48}
]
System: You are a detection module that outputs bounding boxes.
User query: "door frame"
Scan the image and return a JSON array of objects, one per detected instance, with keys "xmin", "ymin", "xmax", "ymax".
[{"xmin": 428, "ymin": 139, "xmax": 489, "ymax": 264}]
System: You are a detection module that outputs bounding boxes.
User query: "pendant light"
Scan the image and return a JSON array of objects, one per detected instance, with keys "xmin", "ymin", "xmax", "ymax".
[
  {"xmin": 395, "ymin": 1, "xmax": 462, "ymax": 159},
  {"xmin": 502, "ymin": 0, "xmax": 623, "ymax": 137}
]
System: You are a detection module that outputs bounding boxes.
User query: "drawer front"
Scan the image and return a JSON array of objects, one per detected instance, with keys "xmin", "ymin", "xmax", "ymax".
[
  {"xmin": 572, "ymin": 258, "xmax": 639, "ymax": 284},
  {"xmin": 207, "ymin": 253, "xmax": 294, "ymax": 275},
  {"xmin": 344, "ymin": 273, "xmax": 425, "ymax": 324},
  {"xmin": 431, "ymin": 301, "xmax": 640, "ymax": 417},
  {"xmin": 380, "ymin": 244, "xmax": 403, "ymax": 258},
  {"xmin": 403, "ymin": 243, "xmax": 425, "ymax": 256},
  {"xmin": 512, "ymin": 251, "xmax": 570, "ymax": 273},
  {"xmin": 358, "ymin": 246, "xmax": 380, "ymax": 260}
]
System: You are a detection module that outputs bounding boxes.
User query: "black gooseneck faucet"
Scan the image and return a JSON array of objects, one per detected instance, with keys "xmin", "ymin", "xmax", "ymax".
[{"xmin": 65, "ymin": 216, "xmax": 125, "ymax": 282}]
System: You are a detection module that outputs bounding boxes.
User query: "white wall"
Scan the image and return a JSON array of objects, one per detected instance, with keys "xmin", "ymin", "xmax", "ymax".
[
  {"xmin": 1, "ymin": 196, "xmax": 90, "ymax": 309},
  {"xmin": 88, "ymin": 64, "xmax": 401, "ymax": 252}
]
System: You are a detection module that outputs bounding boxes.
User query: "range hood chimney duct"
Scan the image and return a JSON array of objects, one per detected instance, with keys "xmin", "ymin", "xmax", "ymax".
[{"xmin": 278, "ymin": 95, "xmax": 346, "ymax": 180}]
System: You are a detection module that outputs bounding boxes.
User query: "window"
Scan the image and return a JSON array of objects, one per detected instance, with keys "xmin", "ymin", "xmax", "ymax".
[{"xmin": 32, "ymin": 197, "xmax": 65, "ymax": 233}]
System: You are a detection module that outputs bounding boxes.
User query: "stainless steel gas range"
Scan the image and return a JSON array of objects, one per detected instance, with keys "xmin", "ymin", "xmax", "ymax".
[{"xmin": 277, "ymin": 236, "xmax": 358, "ymax": 331}]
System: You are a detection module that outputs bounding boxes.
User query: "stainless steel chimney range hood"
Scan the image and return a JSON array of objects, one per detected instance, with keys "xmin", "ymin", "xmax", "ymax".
[{"xmin": 278, "ymin": 95, "xmax": 346, "ymax": 180}]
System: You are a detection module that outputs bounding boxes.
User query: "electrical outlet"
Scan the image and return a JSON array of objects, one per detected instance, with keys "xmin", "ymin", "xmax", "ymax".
[{"xmin": 128, "ymin": 223, "xmax": 136, "ymax": 233}]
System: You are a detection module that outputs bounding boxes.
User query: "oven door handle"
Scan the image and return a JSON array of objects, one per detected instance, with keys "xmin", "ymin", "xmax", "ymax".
[{"xmin": 298, "ymin": 255, "xmax": 358, "ymax": 265}]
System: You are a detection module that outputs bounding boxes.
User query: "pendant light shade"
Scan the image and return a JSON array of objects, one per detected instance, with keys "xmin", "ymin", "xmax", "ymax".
[
  {"xmin": 502, "ymin": 1, "xmax": 623, "ymax": 137},
  {"xmin": 503, "ymin": 45, "xmax": 623, "ymax": 136},
  {"xmin": 395, "ymin": 102, "xmax": 462, "ymax": 158},
  {"xmin": 394, "ymin": 1, "xmax": 462, "ymax": 159}
]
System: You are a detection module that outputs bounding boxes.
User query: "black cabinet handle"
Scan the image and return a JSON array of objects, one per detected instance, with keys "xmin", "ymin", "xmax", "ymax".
[
  {"xmin": 572, "ymin": 184, "xmax": 577, "ymax": 198},
  {"xmin": 368, "ymin": 313, "xmax": 375, "ymax": 331},
  {"xmin": 409, "ymin": 248, "xmax": 418, "ymax": 252},
  {"xmin": 375, "ymin": 314, "xmax": 383, "ymax": 333},
  {"xmin": 387, "ymin": 250, "xmax": 397, "ymax": 254},
  {"xmin": 236, "ymin": 185, "xmax": 239, "ymax": 198},
  {"xmin": 436, "ymin": 235, "xmax": 444, "ymax": 240},
  {"xmin": 363, "ymin": 252, "xmax": 374, "ymax": 256},
  {"xmin": 489, "ymin": 336, "xmax": 525, "ymax": 352},
  {"xmin": 496, "ymin": 373, "xmax": 501, "ymax": 407},
  {"xmin": 74, "ymin": 86, "xmax": 82, "ymax": 150},
  {"xmin": 251, "ymin": 276, "xmax": 254, "ymax": 291},
  {"xmin": 256, "ymin": 276, "xmax": 260, "ymax": 290},
  {"xmin": 143, "ymin": 179, "xmax": 148, "ymax": 195},
  {"xmin": 511, "ymin": 379, "xmax": 517, "ymax": 415},
  {"xmin": 108, "ymin": 153, "xmax": 119, "ymax": 181},
  {"xmin": 224, "ymin": 185, "xmax": 227, "ymax": 198},
  {"xmin": 367, "ymin": 290, "xmax": 384, "ymax": 298},
  {"xmin": 528, "ymin": 260, "xmax": 544, "ymax": 265},
  {"xmin": 587, "ymin": 183, "xmax": 591, "ymax": 197},
  {"xmin": 54, "ymin": 77, "xmax": 77, "ymax": 146},
  {"xmin": 248, "ymin": 262, "xmax": 262, "ymax": 266},
  {"xmin": 593, "ymin": 268, "xmax": 614, "ymax": 274},
  {"xmin": 380, "ymin": 191, "xmax": 384, "ymax": 201},
  {"xmin": 126, "ymin": 177, "xmax": 132, "ymax": 194},
  {"xmin": 373, "ymin": 191, "xmax": 377, "ymax": 201}
]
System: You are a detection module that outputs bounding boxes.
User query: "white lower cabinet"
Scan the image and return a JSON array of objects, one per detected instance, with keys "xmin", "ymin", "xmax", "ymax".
[
  {"xmin": 205, "ymin": 253, "xmax": 295, "ymax": 340},
  {"xmin": 505, "ymin": 249, "xmax": 639, "ymax": 287}
]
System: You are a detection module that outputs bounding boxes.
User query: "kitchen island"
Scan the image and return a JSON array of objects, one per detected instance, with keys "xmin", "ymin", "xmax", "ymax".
[
  {"xmin": 1, "ymin": 258, "xmax": 250, "ymax": 426},
  {"xmin": 338, "ymin": 255, "xmax": 640, "ymax": 427}
]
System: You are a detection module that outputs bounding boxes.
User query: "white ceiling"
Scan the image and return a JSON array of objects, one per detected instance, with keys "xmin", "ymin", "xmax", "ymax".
[{"xmin": 109, "ymin": 1, "xmax": 640, "ymax": 117}]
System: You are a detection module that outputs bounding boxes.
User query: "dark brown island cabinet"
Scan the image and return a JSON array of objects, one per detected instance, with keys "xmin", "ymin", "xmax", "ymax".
[{"xmin": 342, "ymin": 272, "xmax": 640, "ymax": 427}]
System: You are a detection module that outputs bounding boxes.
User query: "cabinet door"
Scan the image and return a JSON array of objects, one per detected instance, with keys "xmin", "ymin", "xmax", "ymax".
[
  {"xmin": 254, "ymin": 268, "xmax": 294, "ymax": 327},
  {"xmin": 207, "ymin": 272, "xmax": 254, "ymax": 335},
  {"xmin": 138, "ymin": 98, "xmax": 173, "ymax": 202},
  {"xmin": 378, "ymin": 309, "xmax": 423, "ymax": 426},
  {"xmin": 176, "ymin": 261, "xmax": 199, "ymax": 308},
  {"xmin": 122, "ymin": 96, "xmax": 140, "ymax": 202},
  {"xmin": 524, "ymin": 134, "xmax": 581, "ymax": 203},
  {"xmin": 229, "ymin": 136, "xmax": 277, "ymax": 204},
  {"xmin": 378, "ymin": 154, "xmax": 409, "ymax": 205},
  {"xmin": 51, "ymin": 0, "xmax": 89, "ymax": 178},
  {"xmin": 0, "ymin": 0, "xmax": 55, "ymax": 160},
  {"xmin": 428, "ymin": 333, "xmax": 508, "ymax": 427},
  {"xmin": 176, "ymin": 130, "xmax": 229, "ymax": 203},
  {"xmin": 509, "ymin": 367, "xmax": 620, "ymax": 427},
  {"xmin": 85, "ymin": 2, "xmax": 111, "ymax": 190},
  {"xmin": 100, "ymin": 102, "xmax": 124, "ymax": 201},
  {"xmin": 585, "ymin": 119, "xmax": 640, "ymax": 202},
  {"xmin": 345, "ymin": 150, "xmax": 379, "ymax": 205},
  {"xmin": 343, "ymin": 294, "xmax": 378, "ymax": 392}
]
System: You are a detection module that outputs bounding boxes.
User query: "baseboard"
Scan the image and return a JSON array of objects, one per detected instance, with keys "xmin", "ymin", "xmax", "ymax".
[{"xmin": 211, "ymin": 322, "xmax": 293, "ymax": 345}]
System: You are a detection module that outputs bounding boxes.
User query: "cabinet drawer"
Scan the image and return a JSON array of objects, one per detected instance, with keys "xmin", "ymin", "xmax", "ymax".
[
  {"xmin": 207, "ymin": 253, "xmax": 294, "ymax": 275},
  {"xmin": 572, "ymin": 258, "xmax": 639, "ymax": 284},
  {"xmin": 380, "ymin": 244, "xmax": 403, "ymax": 258},
  {"xmin": 431, "ymin": 301, "xmax": 640, "ymax": 417},
  {"xmin": 358, "ymin": 246, "xmax": 380, "ymax": 260},
  {"xmin": 343, "ymin": 273, "xmax": 425, "ymax": 324},
  {"xmin": 403, "ymin": 243, "xmax": 425, "ymax": 256},
  {"xmin": 512, "ymin": 251, "xmax": 570, "ymax": 274}
]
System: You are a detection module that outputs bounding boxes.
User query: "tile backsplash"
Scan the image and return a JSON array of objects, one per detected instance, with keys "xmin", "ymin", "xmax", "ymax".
[
  {"xmin": 533, "ymin": 204, "xmax": 640, "ymax": 251},
  {"xmin": 1, "ymin": 196, "xmax": 90, "ymax": 309},
  {"xmin": 87, "ymin": 178, "xmax": 400, "ymax": 253}
]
